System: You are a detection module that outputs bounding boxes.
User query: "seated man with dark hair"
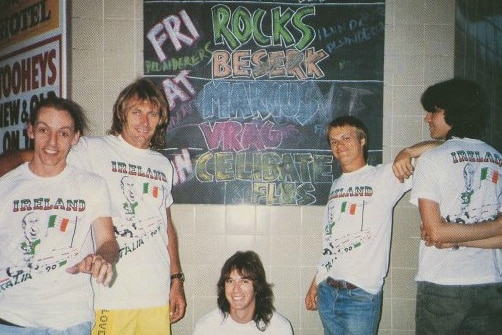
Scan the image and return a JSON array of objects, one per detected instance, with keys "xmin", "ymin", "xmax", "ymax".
[{"xmin": 193, "ymin": 250, "xmax": 293, "ymax": 335}]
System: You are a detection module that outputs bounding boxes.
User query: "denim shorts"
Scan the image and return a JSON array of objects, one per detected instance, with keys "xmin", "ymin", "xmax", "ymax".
[
  {"xmin": 416, "ymin": 281, "xmax": 502, "ymax": 335},
  {"xmin": 317, "ymin": 279, "xmax": 383, "ymax": 335}
]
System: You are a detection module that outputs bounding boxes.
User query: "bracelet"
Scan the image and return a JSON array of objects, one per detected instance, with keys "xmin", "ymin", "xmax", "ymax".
[{"xmin": 171, "ymin": 272, "xmax": 185, "ymax": 282}]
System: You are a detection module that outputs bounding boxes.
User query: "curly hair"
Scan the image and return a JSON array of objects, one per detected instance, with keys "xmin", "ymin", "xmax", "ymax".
[
  {"xmin": 107, "ymin": 78, "xmax": 169, "ymax": 149},
  {"xmin": 420, "ymin": 78, "xmax": 488, "ymax": 140},
  {"xmin": 216, "ymin": 251, "xmax": 275, "ymax": 331}
]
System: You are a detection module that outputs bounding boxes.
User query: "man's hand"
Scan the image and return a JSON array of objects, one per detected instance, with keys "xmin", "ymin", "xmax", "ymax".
[
  {"xmin": 305, "ymin": 278, "xmax": 318, "ymax": 311},
  {"xmin": 392, "ymin": 148, "xmax": 414, "ymax": 183},
  {"xmin": 169, "ymin": 279, "xmax": 186, "ymax": 323},
  {"xmin": 421, "ymin": 220, "xmax": 458, "ymax": 249},
  {"xmin": 66, "ymin": 253, "xmax": 114, "ymax": 286},
  {"xmin": 393, "ymin": 141, "xmax": 442, "ymax": 183}
]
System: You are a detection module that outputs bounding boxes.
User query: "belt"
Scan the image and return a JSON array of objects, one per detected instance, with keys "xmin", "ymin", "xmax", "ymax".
[
  {"xmin": 326, "ymin": 277, "xmax": 358, "ymax": 290},
  {"xmin": 0, "ymin": 318, "xmax": 23, "ymax": 327}
]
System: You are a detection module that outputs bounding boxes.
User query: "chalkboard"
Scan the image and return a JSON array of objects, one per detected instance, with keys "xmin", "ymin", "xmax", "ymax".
[{"xmin": 143, "ymin": 0, "xmax": 385, "ymax": 205}]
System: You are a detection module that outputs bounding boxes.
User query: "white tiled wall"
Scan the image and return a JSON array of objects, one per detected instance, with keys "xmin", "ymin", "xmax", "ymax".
[{"xmin": 69, "ymin": 0, "xmax": 455, "ymax": 334}]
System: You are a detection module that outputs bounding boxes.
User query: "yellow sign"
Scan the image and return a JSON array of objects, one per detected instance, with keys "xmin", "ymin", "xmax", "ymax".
[{"xmin": 0, "ymin": 0, "xmax": 60, "ymax": 50}]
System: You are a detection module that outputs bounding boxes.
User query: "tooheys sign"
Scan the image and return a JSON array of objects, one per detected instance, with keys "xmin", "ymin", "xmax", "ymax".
[{"xmin": 0, "ymin": 0, "xmax": 66, "ymax": 153}]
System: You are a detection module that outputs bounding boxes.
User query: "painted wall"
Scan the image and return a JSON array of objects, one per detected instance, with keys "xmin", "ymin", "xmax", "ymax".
[{"xmin": 69, "ymin": 0, "xmax": 455, "ymax": 334}]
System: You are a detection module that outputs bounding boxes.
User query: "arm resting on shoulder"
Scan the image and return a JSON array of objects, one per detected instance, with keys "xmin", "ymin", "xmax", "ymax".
[
  {"xmin": 0, "ymin": 150, "xmax": 33, "ymax": 176},
  {"xmin": 393, "ymin": 141, "xmax": 442, "ymax": 182},
  {"xmin": 419, "ymin": 199, "xmax": 502, "ymax": 245}
]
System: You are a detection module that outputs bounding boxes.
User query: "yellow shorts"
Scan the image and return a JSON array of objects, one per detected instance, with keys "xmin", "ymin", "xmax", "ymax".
[{"xmin": 92, "ymin": 305, "xmax": 170, "ymax": 335}]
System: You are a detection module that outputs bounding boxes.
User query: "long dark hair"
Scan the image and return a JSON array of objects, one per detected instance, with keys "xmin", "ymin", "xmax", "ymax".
[
  {"xmin": 420, "ymin": 78, "xmax": 488, "ymax": 139},
  {"xmin": 217, "ymin": 250, "xmax": 275, "ymax": 331},
  {"xmin": 107, "ymin": 78, "xmax": 169, "ymax": 149}
]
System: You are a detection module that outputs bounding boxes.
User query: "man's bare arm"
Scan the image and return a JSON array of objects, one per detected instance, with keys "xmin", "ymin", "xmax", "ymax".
[
  {"xmin": 423, "ymin": 213, "xmax": 502, "ymax": 249},
  {"xmin": 93, "ymin": 217, "xmax": 119, "ymax": 265},
  {"xmin": 305, "ymin": 276, "xmax": 318, "ymax": 311},
  {"xmin": 0, "ymin": 150, "xmax": 33, "ymax": 176},
  {"xmin": 392, "ymin": 141, "xmax": 442, "ymax": 182},
  {"xmin": 66, "ymin": 217, "xmax": 119, "ymax": 286},
  {"xmin": 458, "ymin": 235, "xmax": 502, "ymax": 248},
  {"xmin": 166, "ymin": 207, "xmax": 186, "ymax": 323},
  {"xmin": 419, "ymin": 199, "xmax": 502, "ymax": 245}
]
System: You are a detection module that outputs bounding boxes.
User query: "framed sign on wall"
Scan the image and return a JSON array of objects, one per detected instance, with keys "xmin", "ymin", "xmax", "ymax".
[{"xmin": 0, "ymin": 0, "xmax": 67, "ymax": 154}]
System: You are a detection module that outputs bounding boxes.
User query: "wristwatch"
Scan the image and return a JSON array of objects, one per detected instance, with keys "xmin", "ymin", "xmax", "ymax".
[{"xmin": 171, "ymin": 272, "xmax": 185, "ymax": 283}]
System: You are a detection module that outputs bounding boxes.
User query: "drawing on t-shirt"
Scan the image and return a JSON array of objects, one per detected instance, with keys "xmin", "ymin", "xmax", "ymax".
[
  {"xmin": 446, "ymin": 163, "xmax": 500, "ymax": 224},
  {"xmin": 115, "ymin": 175, "xmax": 164, "ymax": 242},
  {"xmin": 115, "ymin": 176, "xmax": 141, "ymax": 237},
  {"xmin": 321, "ymin": 200, "xmax": 371, "ymax": 272},
  {"xmin": 2, "ymin": 212, "xmax": 80, "ymax": 281}
]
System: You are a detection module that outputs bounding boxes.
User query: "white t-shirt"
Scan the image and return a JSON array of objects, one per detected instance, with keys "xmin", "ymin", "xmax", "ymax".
[
  {"xmin": 316, "ymin": 164, "xmax": 411, "ymax": 294},
  {"xmin": 193, "ymin": 308, "xmax": 293, "ymax": 335},
  {"xmin": 67, "ymin": 135, "xmax": 174, "ymax": 309},
  {"xmin": 0, "ymin": 163, "xmax": 111, "ymax": 329},
  {"xmin": 410, "ymin": 138, "xmax": 502, "ymax": 285}
]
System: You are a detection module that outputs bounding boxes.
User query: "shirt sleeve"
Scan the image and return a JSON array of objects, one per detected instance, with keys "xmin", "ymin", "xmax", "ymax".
[
  {"xmin": 67, "ymin": 137, "xmax": 93, "ymax": 172},
  {"xmin": 409, "ymin": 155, "xmax": 442, "ymax": 206},
  {"xmin": 87, "ymin": 174, "xmax": 113, "ymax": 222}
]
